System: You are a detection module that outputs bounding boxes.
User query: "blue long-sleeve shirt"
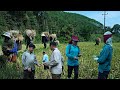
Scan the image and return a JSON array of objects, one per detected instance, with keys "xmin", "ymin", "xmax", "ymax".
[
  {"xmin": 9, "ymin": 41, "xmax": 18, "ymax": 55},
  {"xmin": 42, "ymin": 54, "xmax": 49, "ymax": 62},
  {"xmin": 97, "ymin": 44, "xmax": 113, "ymax": 73},
  {"xmin": 66, "ymin": 44, "xmax": 80, "ymax": 66}
]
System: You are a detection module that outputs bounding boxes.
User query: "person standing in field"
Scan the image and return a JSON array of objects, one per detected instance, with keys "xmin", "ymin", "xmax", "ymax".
[
  {"xmin": 95, "ymin": 37, "xmax": 101, "ymax": 45},
  {"xmin": 22, "ymin": 43, "xmax": 40, "ymax": 79},
  {"xmin": 93, "ymin": 31, "xmax": 113, "ymax": 79},
  {"xmin": 41, "ymin": 33, "xmax": 48, "ymax": 49},
  {"xmin": 8, "ymin": 36, "xmax": 18, "ymax": 63},
  {"xmin": 1, "ymin": 32, "xmax": 13, "ymax": 67},
  {"xmin": 25, "ymin": 34, "xmax": 34, "ymax": 49},
  {"xmin": 43, "ymin": 42, "xmax": 63, "ymax": 79},
  {"xmin": 66, "ymin": 35, "xmax": 81, "ymax": 79},
  {"xmin": 42, "ymin": 51, "xmax": 49, "ymax": 70}
]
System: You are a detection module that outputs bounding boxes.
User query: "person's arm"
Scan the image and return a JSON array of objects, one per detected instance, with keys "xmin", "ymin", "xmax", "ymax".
[
  {"xmin": 44, "ymin": 51, "xmax": 59, "ymax": 67},
  {"xmin": 97, "ymin": 46, "xmax": 109, "ymax": 64},
  {"xmin": 22, "ymin": 52, "xmax": 26, "ymax": 66},
  {"xmin": 34, "ymin": 55, "xmax": 40, "ymax": 66},
  {"xmin": 9, "ymin": 42, "xmax": 18, "ymax": 53},
  {"xmin": 66, "ymin": 45, "xmax": 74, "ymax": 59}
]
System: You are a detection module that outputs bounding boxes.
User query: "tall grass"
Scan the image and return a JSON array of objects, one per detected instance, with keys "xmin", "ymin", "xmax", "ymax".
[{"xmin": 0, "ymin": 42, "xmax": 120, "ymax": 79}]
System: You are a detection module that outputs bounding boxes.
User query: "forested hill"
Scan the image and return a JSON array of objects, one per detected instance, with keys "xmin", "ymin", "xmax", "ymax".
[{"xmin": 0, "ymin": 11, "xmax": 104, "ymax": 42}]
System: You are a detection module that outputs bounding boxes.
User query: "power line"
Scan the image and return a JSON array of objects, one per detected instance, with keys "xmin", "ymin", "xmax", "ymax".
[{"xmin": 102, "ymin": 11, "xmax": 108, "ymax": 33}]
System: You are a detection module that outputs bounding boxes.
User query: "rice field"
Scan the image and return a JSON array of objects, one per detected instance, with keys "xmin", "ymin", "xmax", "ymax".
[{"xmin": 0, "ymin": 42, "xmax": 120, "ymax": 79}]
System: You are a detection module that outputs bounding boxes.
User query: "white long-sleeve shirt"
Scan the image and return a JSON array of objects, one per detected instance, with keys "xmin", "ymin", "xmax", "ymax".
[
  {"xmin": 45, "ymin": 48, "xmax": 63, "ymax": 74},
  {"xmin": 22, "ymin": 51, "xmax": 38, "ymax": 70}
]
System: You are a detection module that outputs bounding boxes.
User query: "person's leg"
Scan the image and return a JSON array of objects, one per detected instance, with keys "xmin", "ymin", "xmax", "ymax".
[
  {"xmin": 26, "ymin": 43, "xmax": 29, "ymax": 49},
  {"xmin": 23, "ymin": 70, "xmax": 29, "ymax": 79},
  {"xmin": 30, "ymin": 70, "xmax": 35, "ymax": 79},
  {"xmin": 57, "ymin": 74, "xmax": 61, "ymax": 79},
  {"xmin": 44, "ymin": 43, "xmax": 46, "ymax": 48},
  {"xmin": 98, "ymin": 72, "xmax": 105, "ymax": 79},
  {"xmin": 62, "ymin": 66, "xmax": 64, "ymax": 72},
  {"xmin": 52, "ymin": 74, "xmax": 61, "ymax": 79},
  {"xmin": 43, "ymin": 43, "xmax": 45, "ymax": 48},
  {"xmin": 74, "ymin": 65, "xmax": 79, "ymax": 79},
  {"xmin": 44, "ymin": 65, "xmax": 47, "ymax": 70},
  {"xmin": 45, "ymin": 43, "xmax": 47, "ymax": 48},
  {"xmin": 104, "ymin": 71, "xmax": 110, "ymax": 79},
  {"xmin": 52, "ymin": 74, "xmax": 55, "ymax": 79},
  {"xmin": 68, "ymin": 65, "xmax": 73, "ymax": 79}
]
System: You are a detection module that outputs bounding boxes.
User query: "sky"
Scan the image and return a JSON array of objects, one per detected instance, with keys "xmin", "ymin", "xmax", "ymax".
[{"xmin": 64, "ymin": 11, "xmax": 120, "ymax": 28}]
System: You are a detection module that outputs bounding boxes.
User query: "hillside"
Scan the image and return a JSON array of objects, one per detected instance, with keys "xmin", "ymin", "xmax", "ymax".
[{"xmin": 0, "ymin": 11, "xmax": 104, "ymax": 42}]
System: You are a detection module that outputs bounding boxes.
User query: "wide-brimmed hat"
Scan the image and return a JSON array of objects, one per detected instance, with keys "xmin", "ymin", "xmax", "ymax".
[
  {"xmin": 71, "ymin": 35, "xmax": 79, "ymax": 42},
  {"xmin": 41, "ymin": 33, "xmax": 45, "ymax": 36},
  {"xmin": 2, "ymin": 32, "xmax": 11, "ymax": 38}
]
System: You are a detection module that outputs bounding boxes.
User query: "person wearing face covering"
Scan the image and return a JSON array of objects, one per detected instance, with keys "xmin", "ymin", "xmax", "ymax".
[{"xmin": 93, "ymin": 31, "xmax": 113, "ymax": 79}]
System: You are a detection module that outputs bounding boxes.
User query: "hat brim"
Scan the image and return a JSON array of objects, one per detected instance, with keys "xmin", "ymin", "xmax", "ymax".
[
  {"xmin": 1, "ymin": 34, "xmax": 11, "ymax": 38},
  {"xmin": 72, "ymin": 39, "xmax": 79, "ymax": 42}
]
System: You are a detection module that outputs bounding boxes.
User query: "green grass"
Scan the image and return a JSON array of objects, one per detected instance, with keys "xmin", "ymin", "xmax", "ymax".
[{"xmin": 0, "ymin": 42, "xmax": 120, "ymax": 79}]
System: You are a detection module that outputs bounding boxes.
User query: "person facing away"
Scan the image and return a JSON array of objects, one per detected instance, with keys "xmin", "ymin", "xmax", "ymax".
[
  {"xmin": 22, "ymin": 43, "xmax": 40, "ymax": 79},
  {"xmin": 1, "ymin": 32, "xmax": 13, "ymax": 66},
  {"xmin": 93, "ymin": 31, "xmax": 113, "ymax": 79},
  {"xmin": 25, "ymin": 34, "xmax": 34, "ymax": 49},
  {"xmin": 66, "ymin": 35, "xmax": 81, "ymax": 79},
  {"xmin": 8, "ymin": 37, "xmax": 18, "ymax": 62},
  {"xmin": 95, "ymin": 37, "xmax": 100, "ymax": 45},
  {"xmin": 43, "ymin": 42, "xmax": 63, "ymax": 79},
  {"xmin": 1, "ymin": 32, "xmax": 13, "ymax": 57},
  {"xmin": 41, "ymin": 33, "xmax": 48, "ymax": 49},
  {"xmin": 42, "ymin": 51, "xmax": 49, "ymax": 70}
]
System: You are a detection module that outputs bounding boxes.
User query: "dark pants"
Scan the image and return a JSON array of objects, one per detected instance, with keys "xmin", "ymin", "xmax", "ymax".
[
  {"xmin": 43, "ymin": 42, "xmax": 46, "ymax": 48},
  {"xmin": 44, "ymin": 65, "xmax": 49, "ymax": 70},
  {"xmin": 98, "ymin": 71, "xmax": 110, "ymax": 79},
  {"xmin": 62, "ymin": 66, "xmax": 64, "ymax": 72},
  {"xmin": 23, "ymin": 70, "xmax": 35, "ymax": 79},
  {"xmin": 52, "ymin": 74, "xmax": 61, "ymax": 79},
  {"xmin": 68, "ymin": 65, "xmax": 79, "ymax": 79},
  {"xmin": 26, "ymin": 42, "xmax": 30, "ymax": 49}
]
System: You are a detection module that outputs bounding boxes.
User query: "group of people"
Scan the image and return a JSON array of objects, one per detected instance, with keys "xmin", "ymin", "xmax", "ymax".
[{"xmin": 0, "ymin": 31, "xmax": 113, "ymax": 79}]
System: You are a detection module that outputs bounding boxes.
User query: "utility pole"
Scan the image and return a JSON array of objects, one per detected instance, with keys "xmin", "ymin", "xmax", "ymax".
[{"xmin": 102, "ymin": 11, "xmax": 108, "ymax": 33}]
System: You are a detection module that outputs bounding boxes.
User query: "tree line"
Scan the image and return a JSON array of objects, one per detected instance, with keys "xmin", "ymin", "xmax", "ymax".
[{"xmin": 0, "ymin": 11, "xmax": 119, "ymax": 43}]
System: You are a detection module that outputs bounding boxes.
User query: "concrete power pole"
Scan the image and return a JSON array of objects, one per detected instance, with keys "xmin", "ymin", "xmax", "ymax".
[{"xmin": 102, "ymin": 11, "xmax": 108, "ymax": 33}]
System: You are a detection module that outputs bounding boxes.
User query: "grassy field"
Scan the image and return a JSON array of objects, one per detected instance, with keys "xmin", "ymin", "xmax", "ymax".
[{"xmin": 0, "ymin": 42, "xmax": 120, "ymax": 79}]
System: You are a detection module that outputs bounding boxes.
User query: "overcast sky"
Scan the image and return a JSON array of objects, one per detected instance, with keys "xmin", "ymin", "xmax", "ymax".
[{"xmin": 64, "ymin": 11, "xmax": 120, "ymax": 28}]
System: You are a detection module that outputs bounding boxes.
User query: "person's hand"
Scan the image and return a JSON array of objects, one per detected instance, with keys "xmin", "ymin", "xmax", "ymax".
[
  {"xmin": 28, "ymin": 68, "xmax": 32, "ymax": 72},
  {"xmin": 78, "ymin": 54, "xmax": 82, "ymax": 57},
  {"xmin": 74, "ymin": 56, "xmax": 79, "ymax": 60},
  {"xmin": 94, "ymin": 57, "xmax": 99, "ymax": 61},
  {"xmin": 37, "ymin": 64, "xmax": 41, "ymax": 67},
  {"xmin": 43, "ymin": 63, "xmax": 47, "ymax": 66},
  {"xmin": 93, "ymin": 55, "xmax": 97, "ymax": 58},
  {"xmin": 7, "ymin": 48, "xmax": 11, "ymax": 50}
]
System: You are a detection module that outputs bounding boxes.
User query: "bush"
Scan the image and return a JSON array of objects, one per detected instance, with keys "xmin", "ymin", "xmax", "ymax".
[{"xmin": 112, "ymin": 35, "xmax": 120, "ymax": 43}]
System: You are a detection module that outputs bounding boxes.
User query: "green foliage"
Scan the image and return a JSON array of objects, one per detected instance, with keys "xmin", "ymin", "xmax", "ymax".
[
  {"xmin": 0, "ymin": 11, "xmax": 119, "ymax": 42},
  {"xmin": 89, "ymin": 34, "xmax": 103, "ymax": 42},
  {"xmin": 0, "ymin": 43, "xmax": 120, "ymax": 79}
]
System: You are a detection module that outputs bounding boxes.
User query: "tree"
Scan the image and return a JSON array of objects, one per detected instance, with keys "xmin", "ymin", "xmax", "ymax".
[{"xmin": 112, "ymin": 24, "xmax": 120, "ymax": 34}]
